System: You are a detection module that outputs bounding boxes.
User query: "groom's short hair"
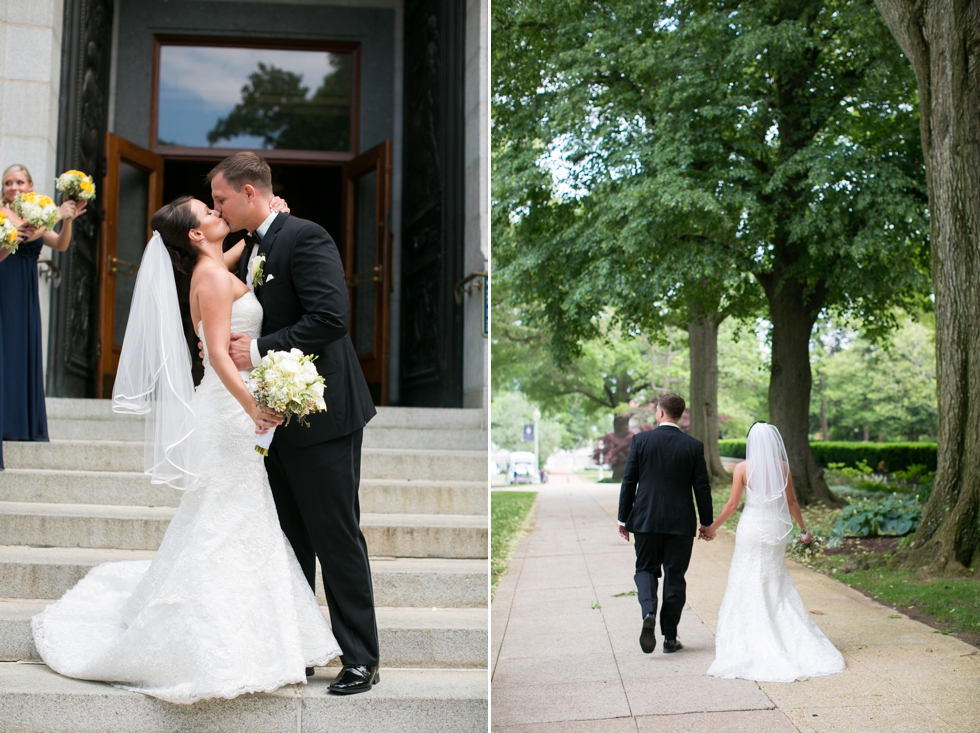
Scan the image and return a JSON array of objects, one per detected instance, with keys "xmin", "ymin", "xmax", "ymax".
[
  {"xmin": 658, "ymin": 394, "xmax": 685, "ymax": 421},
  {"xmin": 207, "ymin": 152, "xmax": 273, "ymax": 194}
]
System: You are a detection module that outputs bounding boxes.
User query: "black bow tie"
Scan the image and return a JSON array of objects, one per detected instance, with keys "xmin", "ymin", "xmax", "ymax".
[{"xmin": 245, "ymin": 232, "xmax": 262, "ymax": 249}]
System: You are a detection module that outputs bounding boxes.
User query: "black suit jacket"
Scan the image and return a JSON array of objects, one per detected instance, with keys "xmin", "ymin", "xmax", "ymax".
[
  {"xmin": 618, "ymin": 425, "xmax": 713, "ymax": 536},
  {"xmin": 240, "ymin": 213, "xmax": 376, "ymax": 446}
]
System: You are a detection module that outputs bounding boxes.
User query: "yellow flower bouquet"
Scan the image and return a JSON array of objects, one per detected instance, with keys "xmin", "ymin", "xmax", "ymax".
[
  {"xmin": 0, "ymin": 211, "xmax": 20, "ymax": 254},
  {"xmin": 55, "ymin": 169, "xmax": 96, "ymax": 202},
  {"xmin": 10, "ymin": 192, "xmax": 59, "ymax": 230}
]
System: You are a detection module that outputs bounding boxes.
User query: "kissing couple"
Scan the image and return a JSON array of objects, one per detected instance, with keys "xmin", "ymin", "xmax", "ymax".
[
  {"xmin": 618, "ymin": 394, "xmax": 845, "ymax": 681},
  {"xmin": 30, "ymin": 152, "xmax": 380, "ymax": 702}
]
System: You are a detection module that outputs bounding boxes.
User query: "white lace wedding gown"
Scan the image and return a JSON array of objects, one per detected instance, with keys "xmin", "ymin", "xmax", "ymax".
[
  {"xmin": 31, "ymin": 292, "xmax": 341, "ymax": 704},
  {"xmin": 707, "ymin": 486, "xmax": 845, "ymax": 682}
]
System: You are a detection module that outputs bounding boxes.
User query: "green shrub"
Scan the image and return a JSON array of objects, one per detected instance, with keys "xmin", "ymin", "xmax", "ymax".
[
  {"xmin": 809, "ymin": 442, "xmax": 937, "ymax": 472},
  {"xmin": 717, "ymin": 441, "xmax": 937, "ymax": 472},
  {"xmin": 718, "ymin": 440, "xmax": 746, "ymax": 459},
  {"xmin": 832, "ymin": 497, "xmax": 924, "ymax": 538}
]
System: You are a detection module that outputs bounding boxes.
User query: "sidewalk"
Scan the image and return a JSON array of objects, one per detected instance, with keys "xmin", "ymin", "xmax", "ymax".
[{"xmin": 491, "ymin": 485, "xmax": 980, "ymax": 732}]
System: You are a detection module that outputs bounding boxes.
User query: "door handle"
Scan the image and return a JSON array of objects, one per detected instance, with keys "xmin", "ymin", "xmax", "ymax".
[
  {"xmin": 346, "ymin": 265, "xmax": 383, "ymax": 288},
  {"xmin": 454, "ymin": 271, "xmax": 487, "ymax": 305},
  {"xmin": 109, "ymin": 256, "xmax": 139, "ymax": 277}
]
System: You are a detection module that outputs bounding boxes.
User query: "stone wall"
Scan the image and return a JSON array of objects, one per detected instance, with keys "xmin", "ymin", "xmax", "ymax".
[
  {"xmin": 0, "ymin": 0, "xmax": 64, "ymax": 375},
  {"xmin": 462, "ymin": 0, "xmax": 488, "ymax": 409}
]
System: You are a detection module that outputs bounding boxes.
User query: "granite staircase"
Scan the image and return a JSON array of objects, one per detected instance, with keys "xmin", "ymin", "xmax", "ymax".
[{"xmin": 0, "ymin": 398, "xmax": 488, "ymax": 732}]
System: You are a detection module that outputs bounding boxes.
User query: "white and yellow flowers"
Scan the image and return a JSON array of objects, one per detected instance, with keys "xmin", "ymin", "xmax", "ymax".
[
  {"xmin": 10, "ymin": 192, "xmax": 59, "ymax": 230},
  {"xmin": 0, "ymin": 212, "xmax": 19, "ymax": 254},
  {"xmin": 250, "ymin": 254, "xmax": 266, "ymax": 288},
  {"xmin": 248, "ymin": 348, "xmax": 326, "ymax": 455},
  {"xmin": 55, "ymin": 169, "xmax": 96, "ymax": 201}
]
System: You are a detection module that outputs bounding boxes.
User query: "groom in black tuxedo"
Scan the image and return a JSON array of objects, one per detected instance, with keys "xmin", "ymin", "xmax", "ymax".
[
  {"xmin": 618, "ymin": 394, "xmax": 713, "ymax": 654},
  {"xmin": 210, "ymin": 152, "xmax": 380, "ymax": 694}
]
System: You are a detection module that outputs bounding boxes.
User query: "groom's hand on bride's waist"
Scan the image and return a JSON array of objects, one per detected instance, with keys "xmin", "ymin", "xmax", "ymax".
[{"xmin": 229, "ymin": 333, "xmax": 254, "ymax": 370}]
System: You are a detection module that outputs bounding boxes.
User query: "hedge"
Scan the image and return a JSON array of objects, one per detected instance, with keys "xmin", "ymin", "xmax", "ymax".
[{"xmin": 717, "ymin": 440, "xmax": 937, "ymax": 472}]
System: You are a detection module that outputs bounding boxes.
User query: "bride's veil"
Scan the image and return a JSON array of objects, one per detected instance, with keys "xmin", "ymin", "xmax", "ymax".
[
  {"xmin": 745, "ymin": 422, "xmax": 793, "ymax": 545},
  {"xmin": 111, "ymin": 231, "xmax": 202, "ymax": 491}
]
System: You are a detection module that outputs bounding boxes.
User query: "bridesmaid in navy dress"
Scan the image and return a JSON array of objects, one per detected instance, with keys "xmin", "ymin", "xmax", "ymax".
[
  {"xmin": 0, "ymin": 164, "xmax": 86, "ymax": 442},
  {"xmin": 0, "ymin": 245, "xmax": 7, "ymax": 468}
]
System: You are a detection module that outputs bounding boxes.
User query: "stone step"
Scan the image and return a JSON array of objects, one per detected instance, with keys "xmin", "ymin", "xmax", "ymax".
[
  {"xmin": 45, "ymin": 419, "xmax": 487, "ymax": 450},
  {"xmin": 0, "ymin": 546, "xmax": 487, "ymax": 609},
  {"xmin": 0, "ymin": 663, "xmax": 487, "ymax": 733},
  {"xmin": 0, "ymin": 470, "xmax": 487, "ymax": 515},
  {"xmin": 1, "ymin": 442, "xmax": 486, "ymax": 481},
  {"xmin": 46, "ymin": 397, "xmax": 487, "ymax": 431},
  {"xmin": 0, "ymin": 503, "xmax": 488, "ymax": 558},
  {"xmin": 0, "ymin": 600, "xmax": 487, "ymax": 669}
]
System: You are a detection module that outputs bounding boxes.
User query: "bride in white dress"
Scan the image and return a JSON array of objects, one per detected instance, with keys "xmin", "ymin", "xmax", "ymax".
[
  {"xmin": 30, "ymin": 197, "xmax": 341, "ymax": 704},
  {"xmin": 705, "ymin": 422, "xmax": 845, "ymax": 682}
]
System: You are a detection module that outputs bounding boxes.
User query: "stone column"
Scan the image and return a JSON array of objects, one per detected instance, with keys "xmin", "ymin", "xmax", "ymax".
[
  {"xmin": 462, "ymin": 0, "xmax": 488, "ymax": 409},
  {"xmin": 0, "ymin": 0, "xmax": 65, "ymax": 378}
]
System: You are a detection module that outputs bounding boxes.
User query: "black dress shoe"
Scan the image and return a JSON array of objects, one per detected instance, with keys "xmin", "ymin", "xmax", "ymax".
[
  {"xmin": 328, "ymin": 665, "xmax": 380, "ymax": 694},
  {"xmin": 639, "ymin": 614, "xmax": 657, "ymax": 654},
  {"xmin": 306, "ymin": 667, "xmax": 315, "ymax": 677},
  {"xmin": 663, "ymin": 638, "xmax": 683, "ymax": 654}
]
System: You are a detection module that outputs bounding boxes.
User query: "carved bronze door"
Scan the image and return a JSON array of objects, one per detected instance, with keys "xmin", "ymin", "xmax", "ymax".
[
  {"xmin": 96, "ymin": 133, "xmax": 165, "ymax": 397},
  {"xmin": 341, "ymin": 141, "xmax": 393, "ymax": 405}
]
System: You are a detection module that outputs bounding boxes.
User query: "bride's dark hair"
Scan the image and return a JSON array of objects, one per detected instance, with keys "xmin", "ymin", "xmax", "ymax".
[{"xmin": 150, "ymin": 195, "xmax": 201, "ymax": 274}]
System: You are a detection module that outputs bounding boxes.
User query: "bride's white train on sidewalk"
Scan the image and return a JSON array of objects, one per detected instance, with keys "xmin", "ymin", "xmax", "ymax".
[
  {"xmin": 31, "ymin": 290, "xmax": 341, "ymax": 704},
  {"xmin": 708, "ymin": 423, "xmax": 845, "ymax": 683}
]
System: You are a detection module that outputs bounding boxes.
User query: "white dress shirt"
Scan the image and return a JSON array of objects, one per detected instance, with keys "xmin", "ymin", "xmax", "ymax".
[{"xmin": 247, "ymin": 212, "xmax": 279, "ymax": 367}]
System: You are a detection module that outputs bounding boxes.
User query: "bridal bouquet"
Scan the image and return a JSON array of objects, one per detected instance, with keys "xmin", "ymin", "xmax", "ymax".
[
  {"xmin": 55, "ymin": 169, "xmax": 96, "ymax": 201},
  {"xmin": 10, "ymin": 192, "xmax": 59, "ymax": 230},
  {"xmin": 0, "ymin": 212, "xmax": 19, "ymax": 254},
  {"xmin": 787, "ymin": 532, "xmax": 824, "ymax": 565},
  {"xmin": 247, "ymin": 348, "xmax": 326, "ymax": 456}
]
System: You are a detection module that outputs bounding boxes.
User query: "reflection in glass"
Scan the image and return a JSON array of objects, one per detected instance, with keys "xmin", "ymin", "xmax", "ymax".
[
  {"xmin": 158, "ymin": 46, "xmax": 352, "ymax": 151},
  {"xmin": 114, "ymin": 162, "xmax": 150, "ymax": 347},
  {"xmin": 353, "ymin": 170, "xmax": 377, "ymax": 356}
]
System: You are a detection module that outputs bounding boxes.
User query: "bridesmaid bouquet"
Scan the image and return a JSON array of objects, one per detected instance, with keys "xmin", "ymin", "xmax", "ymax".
[
  {"xmin": 10, "ymin": 192, "xmax": 59, "ymax": 230},
  {"xmin": 0, "ymin": 212, "xmax": 20, "ymax": 254},
  {"xmin": 56, "ymin": 169, "xmax": 96, "ymax": 201},
  {"xmin": 247, "ymin": 348, "xmax": 326, "ymax": 455}
]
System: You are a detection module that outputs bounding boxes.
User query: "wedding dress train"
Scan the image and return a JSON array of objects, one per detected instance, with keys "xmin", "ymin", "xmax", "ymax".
[
  {"xmin": 707, "ymin": 485, "xmax": 845, "ymax": 682},
  {"xmin": 31, "ymin": 292, "xmax": 341, "ymax": 703}
]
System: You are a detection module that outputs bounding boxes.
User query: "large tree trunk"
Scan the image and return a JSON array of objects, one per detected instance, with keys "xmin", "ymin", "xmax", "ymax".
[
  {"xmin": 611, "ymin": 411, "xmax": 632, "ymax": 481},
  {"xmin": 762, "ymin": 278, "xmax": 844, "ymax": 507},
  {"xmin": 876, "ymin": 0, "xmax": 980, "ymax": 571},
  {"xmin": 687, "ymin": 317, "xmax": 730, "ymax": 483}
]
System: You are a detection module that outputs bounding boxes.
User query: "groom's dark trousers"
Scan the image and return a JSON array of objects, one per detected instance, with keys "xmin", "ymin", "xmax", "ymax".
[
  {"xmin": 618, "ymin": 424, "xmax": 713, "ymax": 639},
  {"xmin": 241, "ymin": 212, "xmax": 380, "ymax": 667}
]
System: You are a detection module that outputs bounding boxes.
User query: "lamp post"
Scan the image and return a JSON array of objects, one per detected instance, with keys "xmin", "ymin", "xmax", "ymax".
[{"xmin": 532, "ymin": 407, "xmax": 541, "ymax": 481}]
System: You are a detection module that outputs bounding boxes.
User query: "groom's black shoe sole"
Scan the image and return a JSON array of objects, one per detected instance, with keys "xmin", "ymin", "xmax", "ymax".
[
  {"xmin": 663, "ymin": 639, "xmax": 683, "ymax": 654},
  {"xmin": 639, "ymin": 615, "xmax": 657, "ymax": 654},
  {"xmin": 306, "ymin": 667, "xmax": 315, "ymax": 677}
]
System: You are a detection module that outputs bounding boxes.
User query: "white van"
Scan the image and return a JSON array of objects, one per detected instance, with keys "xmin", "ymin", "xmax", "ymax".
[{"xmin": 508, "ymin": 451, "xmax": 538, "ymax": 484}]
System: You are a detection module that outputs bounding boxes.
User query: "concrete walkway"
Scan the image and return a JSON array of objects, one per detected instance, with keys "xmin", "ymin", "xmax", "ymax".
[{"xmin": 491, "ymin": 485, "xmax": 980, "ymax": 732}]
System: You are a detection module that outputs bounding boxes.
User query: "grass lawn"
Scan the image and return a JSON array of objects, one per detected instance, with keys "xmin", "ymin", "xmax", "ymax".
[
  {"xmin": 810, "ymin": 555, "xmax": 980, "ymax": 647},
  {"xmin": 491, "ymin": 491, "xmax": 537, "ymax": 598}
]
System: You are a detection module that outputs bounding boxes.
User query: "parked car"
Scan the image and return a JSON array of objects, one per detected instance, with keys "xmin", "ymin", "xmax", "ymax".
[{"xmin": 508, "ymin": 451, "xmax": 538, "ymax": 484}]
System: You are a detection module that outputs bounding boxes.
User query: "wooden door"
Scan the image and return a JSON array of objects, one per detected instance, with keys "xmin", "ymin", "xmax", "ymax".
[
  {"xmin": 97, "ymin": 133, "xmax": 165, "ymax": 397},
  {"xmin": 342, "ymin": 141, "xmax": 392, "ymax": 405}
]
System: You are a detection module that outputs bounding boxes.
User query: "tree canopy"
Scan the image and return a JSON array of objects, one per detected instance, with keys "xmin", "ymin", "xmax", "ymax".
[{"xmin": 492, "ymin": 0, "xmax": 931, "ymax": 504}]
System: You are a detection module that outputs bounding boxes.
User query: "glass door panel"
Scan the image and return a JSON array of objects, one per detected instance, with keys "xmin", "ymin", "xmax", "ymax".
[
  {"xmin": 98, "ymin": 133, "xmax": 164, "ymax": 397},
  {"xmin": 342, "ymin": 141, "xmax": 391, "ymax": 405}
]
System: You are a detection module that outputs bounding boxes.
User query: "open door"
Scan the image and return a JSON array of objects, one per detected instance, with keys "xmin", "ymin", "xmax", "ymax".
[
  {"xmin": 97, "ymin": 133, "xmax": 165, "ymax": 397},
  {"xmin": 342, "ymin": 141, "xmax": 393, "ymax": 405}
]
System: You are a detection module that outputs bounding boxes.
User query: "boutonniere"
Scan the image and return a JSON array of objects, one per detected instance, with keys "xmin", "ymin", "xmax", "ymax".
[{"xmin": 251, "ymin": 254, "xmax": 267, "ymax": 288}]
